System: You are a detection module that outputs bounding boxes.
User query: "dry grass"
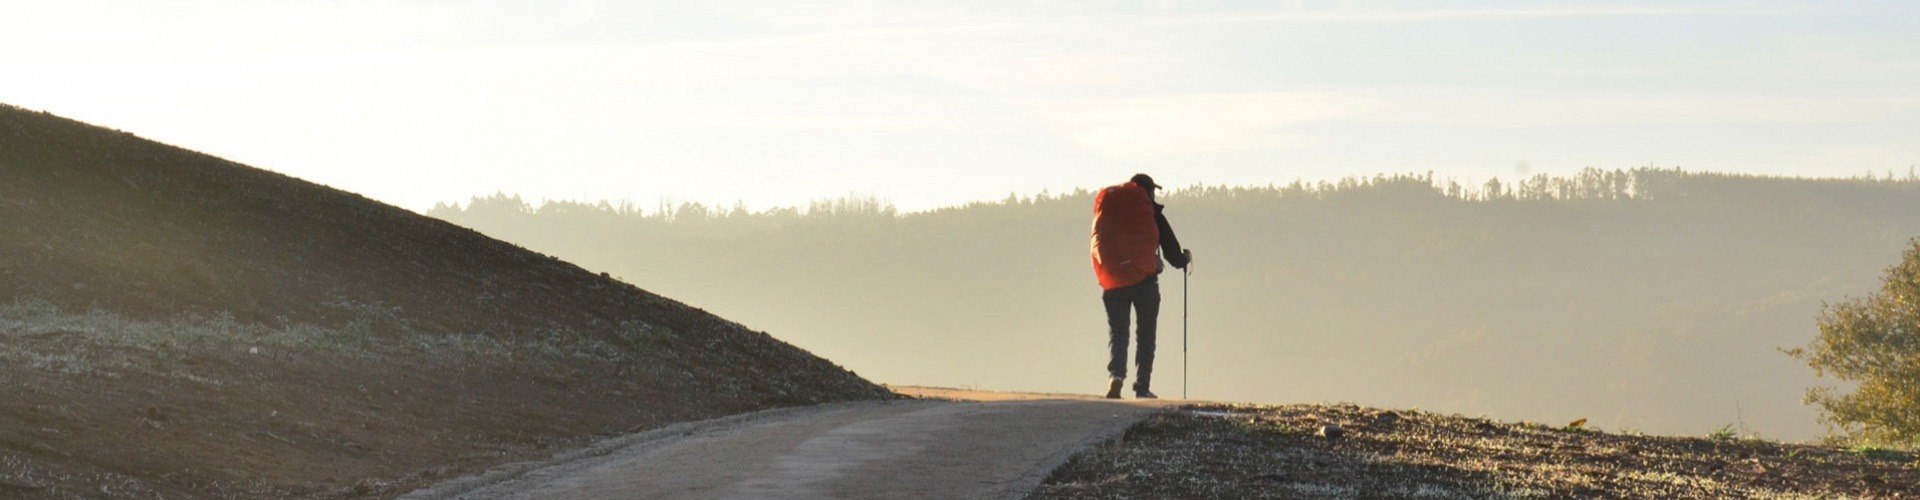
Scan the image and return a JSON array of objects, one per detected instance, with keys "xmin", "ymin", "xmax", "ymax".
[
  {"xmin": 0, "ymin": 298, "xmax": 631, "ymax": 365},
  {"xmin": 0, "ymin": 299, "xmax": 890, "ymax": 498},
  {"xmin": 1031, "ymin": 403, "xmax": 1919, "ymax": 499}
]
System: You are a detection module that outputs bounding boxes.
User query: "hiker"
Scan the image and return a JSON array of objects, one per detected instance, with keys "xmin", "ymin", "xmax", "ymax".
[{"xmin": 1090, "ymin": 173, "xmax": 1192, "ymax": 399}]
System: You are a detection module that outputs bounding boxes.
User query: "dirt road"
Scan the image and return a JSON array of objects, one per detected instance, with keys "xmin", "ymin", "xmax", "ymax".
[{"xmin": 402, "ymin": 388, "xmax": 1169, "ymax": 500}]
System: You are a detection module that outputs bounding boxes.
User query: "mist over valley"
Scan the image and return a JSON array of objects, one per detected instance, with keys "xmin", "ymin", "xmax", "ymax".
[{"xmin": 432, "ymin": 169, "xmax": 1920, "ymax": 441}]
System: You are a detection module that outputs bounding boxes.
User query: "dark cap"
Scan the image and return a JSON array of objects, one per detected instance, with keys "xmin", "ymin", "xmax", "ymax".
[{"xmin": 1129, "ymin": 173, "xmax": 1161, "ymax": 190}]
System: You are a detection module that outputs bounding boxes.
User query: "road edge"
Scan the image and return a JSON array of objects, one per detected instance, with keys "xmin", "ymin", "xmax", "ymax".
[
  {"xmin": 398, "ymin": 400, "xmax": 903, "ymax": 500},
  {"xmin": 995, "ymin": 403, "xmax": 1171, "ymax": 499}
]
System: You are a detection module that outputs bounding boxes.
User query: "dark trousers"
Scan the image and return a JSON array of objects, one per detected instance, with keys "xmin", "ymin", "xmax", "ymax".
[{"xmin": 1102, "ymin": 275, "xmax": 1160, "ymax": 390}]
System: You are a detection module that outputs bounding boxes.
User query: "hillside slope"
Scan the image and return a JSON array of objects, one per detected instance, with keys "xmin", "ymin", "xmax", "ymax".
[{"xmin": 0, "ymin": 104, "xmax": 890, "ymax": 498}]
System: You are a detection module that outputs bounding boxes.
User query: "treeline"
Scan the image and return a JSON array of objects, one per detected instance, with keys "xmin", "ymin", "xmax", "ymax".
[
  {"xmin": 431, "ymin": 168, "xmax": 1920, "ymax": 441},
  {"xmin": 434, "ymin": 167, "xmax": 1920, "ymax": 225}
]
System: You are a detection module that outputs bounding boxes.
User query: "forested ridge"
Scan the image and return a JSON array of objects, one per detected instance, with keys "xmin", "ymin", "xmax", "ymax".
[{"xmin": 432, "ymin": 168, "xmax": 1920, "ymax": 440}]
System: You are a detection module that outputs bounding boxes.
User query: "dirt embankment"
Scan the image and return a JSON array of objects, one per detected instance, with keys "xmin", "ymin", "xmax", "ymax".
[
  {"xmin": 1033, "ymin": 403, "xmax": 1919, "ymax": 499},
  {"xmin": 0, "ymin": 104, "xmax": 891, "ymax": 498}
]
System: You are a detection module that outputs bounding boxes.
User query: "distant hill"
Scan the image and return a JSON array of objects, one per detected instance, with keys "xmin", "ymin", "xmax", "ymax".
[
  {"xmin": 0, "ymin": 104, "xmax": 888, "ymax": 498},
  {"xmin": 431, "ymin": 169, "xmax": 1920, "ymax": 442}
]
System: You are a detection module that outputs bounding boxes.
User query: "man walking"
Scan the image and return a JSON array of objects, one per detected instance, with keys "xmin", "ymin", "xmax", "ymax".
[{"xmin": 1090, "ymin": 173, "xmax": 1192, "ymax": 399}]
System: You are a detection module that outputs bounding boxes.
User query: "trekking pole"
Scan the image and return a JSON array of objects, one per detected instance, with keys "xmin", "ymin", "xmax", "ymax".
[{"xmin": 1183, "ymin": 262, "xmax": 1190, "ymax": 400}]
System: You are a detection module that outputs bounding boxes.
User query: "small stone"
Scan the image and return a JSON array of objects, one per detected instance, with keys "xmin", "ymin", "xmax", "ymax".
[{"xmin": 1317, "ymin": 424, "xmax": 1344, "ymax": 439}]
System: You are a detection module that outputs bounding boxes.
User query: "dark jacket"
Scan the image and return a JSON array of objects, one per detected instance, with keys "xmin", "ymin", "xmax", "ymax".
[{"xmin": 1154, "ymin": 202, "xmax": 1189, "ymax": 269}]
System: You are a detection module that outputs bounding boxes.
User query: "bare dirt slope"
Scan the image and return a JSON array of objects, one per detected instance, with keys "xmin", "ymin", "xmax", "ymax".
[
  {"xmin": 1033, "ymin": 402, "xmax": 1920, "ymax": 499},
  {"xmin": 405, "ymin": 387, "xmax": 1168, "ymax": 500},
  {"xmin": 0, "ymin": 104, "xmax": 891, "ymax": 498}
]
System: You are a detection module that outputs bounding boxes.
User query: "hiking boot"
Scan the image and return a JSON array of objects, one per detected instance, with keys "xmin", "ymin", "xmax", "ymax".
[
  {"xmin": 1134, "ymin": 388, "xmax": 1159, "ymax": 399},
  {"xmin": 1104, "ymin": 378, "xmax": 1124, "ymax": 399}
]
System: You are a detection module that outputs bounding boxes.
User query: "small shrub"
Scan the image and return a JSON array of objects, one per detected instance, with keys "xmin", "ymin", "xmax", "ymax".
[{"xmin": 1709, "ymin": 424, "xmax": 1739, "ymax": 440}]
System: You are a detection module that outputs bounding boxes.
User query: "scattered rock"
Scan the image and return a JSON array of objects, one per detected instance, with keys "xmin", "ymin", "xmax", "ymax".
[
  {"xmin": 1036, "ymin": 404, "xmax": 1920, "ymax": 499},
  {"xmin": 1317, "ymin": 424, "xmax": 1344, "ymax": 440}
]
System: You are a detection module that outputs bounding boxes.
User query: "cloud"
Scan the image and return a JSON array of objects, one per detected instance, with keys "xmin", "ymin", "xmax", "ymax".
[
  {"xmin": 0, "ymin": 1, "xmax": 488, "ymax": 63},
  {"xmin": 708, "ymin": 2, "xmax": 1717, "ymax": 33},
  {"xmin": 576, "ymin": 0, "xmax": 603, "ymax": 22},
  {"xmin": 1199, "ymin": 6, "xmax": 1714, "ymax": 24},
  {"xmin": 1369, "ymin": 93, "xmax": 1920, "ymax": 127},
  {"xmin": 1023, "ymin": 92, "xmax": 1377, "ymax": 162},
  {"xmin": 654, "ymin": 4, "xmax": 1722, "ymax": 55}
]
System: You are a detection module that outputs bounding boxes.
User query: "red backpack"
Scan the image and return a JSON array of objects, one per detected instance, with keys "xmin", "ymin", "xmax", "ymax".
[{"xmin": 1090, "ymin": 182, "xmax": 1159, "ymax": 290}]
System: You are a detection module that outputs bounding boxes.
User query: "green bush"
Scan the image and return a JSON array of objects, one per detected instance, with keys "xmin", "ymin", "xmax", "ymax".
[{"xmin": 1790, "ymin": 239, "xmax": 1920, "ymax": 446}]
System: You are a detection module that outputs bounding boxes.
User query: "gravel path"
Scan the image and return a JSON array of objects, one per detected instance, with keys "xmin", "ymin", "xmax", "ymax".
[{"xmin": 403, "ymin": 388, "xmax": 1168, "ymax": 500}]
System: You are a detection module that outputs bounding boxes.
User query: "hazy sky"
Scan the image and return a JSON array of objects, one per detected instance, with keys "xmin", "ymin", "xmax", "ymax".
[{"xmin": 5, "ymin": 1, "xmax": 1916, "ymax": 213}]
